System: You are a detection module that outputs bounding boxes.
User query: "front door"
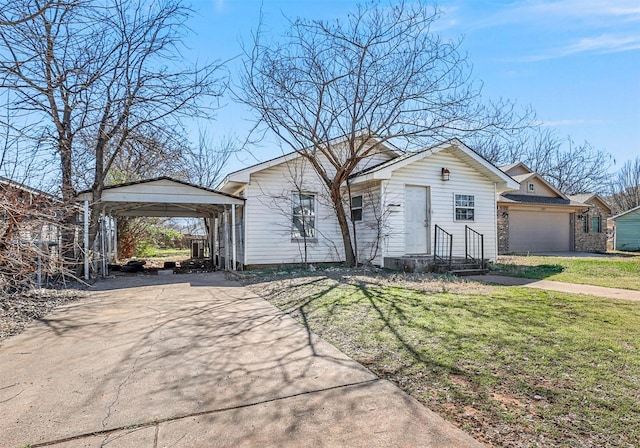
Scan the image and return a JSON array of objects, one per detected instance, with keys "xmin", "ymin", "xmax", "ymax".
[{"xmin": 405, "ymin": 185, "xmax": 430, "ymax": 254}]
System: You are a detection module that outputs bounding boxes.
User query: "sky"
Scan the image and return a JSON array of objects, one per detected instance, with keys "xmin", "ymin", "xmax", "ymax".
[{"xmin": 183, "ymin": 0, "xmax": 640, "ymax": 175}]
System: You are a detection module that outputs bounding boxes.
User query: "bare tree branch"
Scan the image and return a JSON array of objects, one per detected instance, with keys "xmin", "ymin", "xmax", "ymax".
[
  {"xmin": 608, "ymin": 157, "xmax": 640, "ymax": 214},
  {"xmin": 0, "ymin": 0, "xmax": 226, "ymax": 265},
  {"xmin": 238, "ymin": 1, "xmax": 528, "ymax": 266}
]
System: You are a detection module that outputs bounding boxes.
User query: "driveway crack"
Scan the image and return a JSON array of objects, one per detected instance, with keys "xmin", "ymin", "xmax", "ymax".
[{"xmin": 101, "ymin": 290, "xmax": 166, "ymax": 429}]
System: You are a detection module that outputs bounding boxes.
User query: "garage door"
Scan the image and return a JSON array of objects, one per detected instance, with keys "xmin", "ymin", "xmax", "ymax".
[{"xmin": 509, "ymin": 210, "xmax": 571, "ymax": 253}]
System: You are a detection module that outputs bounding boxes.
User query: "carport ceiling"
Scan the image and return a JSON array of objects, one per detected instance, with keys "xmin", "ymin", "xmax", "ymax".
[{"xmin": 76, "ymin": 177, "xmax": 244, "ymax": 218}]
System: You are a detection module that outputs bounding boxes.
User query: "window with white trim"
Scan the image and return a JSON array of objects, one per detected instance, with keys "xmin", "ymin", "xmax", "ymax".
[
  {"xmin": 351, "ymin": 195, "xmax": 363, "ymax": 222},
  {"xmin": 528, "ymin": 183, "xmax": 535, "ymax": 192},
  {"xmin": 454, "ymin": 194, "xmax": 475, "ymax": 221},
  {"xmin": 292, "ymin": 192, "xmax": 315, "ymax": 239}
]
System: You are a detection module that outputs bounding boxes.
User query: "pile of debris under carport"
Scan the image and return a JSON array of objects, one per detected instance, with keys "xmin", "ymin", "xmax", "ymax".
[{"xmin": 108, "ymin": 258, "xmax": 216, "ymax": 275}]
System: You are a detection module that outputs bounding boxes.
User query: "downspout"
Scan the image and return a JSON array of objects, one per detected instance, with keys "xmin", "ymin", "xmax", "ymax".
[
  {"xmin": 346, "ymin": 177, "xmax": 358, "ymax": 266},
  {"xmin": 494, "ymin": 183, "xmax": 498, "ymax": 261},
  {"xmin": 379, "ymin": 180, "xmax": 386, "ymax": 267}
]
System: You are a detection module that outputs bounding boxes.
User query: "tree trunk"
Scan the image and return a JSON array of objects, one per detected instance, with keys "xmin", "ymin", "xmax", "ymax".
[
  {"xmin": 330, "ymin": 184, "xmax": 356, "ymax": 267},
  {"xmin": 59, "ymin": 137, "xmax": 77, "ymax": 263}
]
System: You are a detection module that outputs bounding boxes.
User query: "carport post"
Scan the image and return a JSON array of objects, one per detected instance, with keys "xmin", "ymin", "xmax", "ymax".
[
  {"xmin": 224, "ymin": 209, "xmax": 229, "ymax": 270},
  {"xmin": 112, "ymin": 216, "xmax": 118, "ymax": 262},
  {"xmin": 211, "ymin": 213, "xmax": 220, "ymax": 268},
  {"xmin": 84, "ymin": 200, "xmax": 90, "ymax": 280},
  {"xmin": 231, "ymin": 204, "xmax": 236, "ymax": 270},
  {"xmin": 208, "ymin": 216, "xmax": 214, "ymax": 267}
]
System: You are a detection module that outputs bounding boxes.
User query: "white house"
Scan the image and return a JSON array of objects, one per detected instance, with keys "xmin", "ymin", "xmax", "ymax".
[{"xmin": 216, "ymin": 138, "xmax": 518, "ymax": 270}]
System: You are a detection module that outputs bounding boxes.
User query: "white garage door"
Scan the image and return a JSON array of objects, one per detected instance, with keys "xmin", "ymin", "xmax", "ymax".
[{"xmin": 509, "ymin": 210, "xmax": 571, "ymax": 253}]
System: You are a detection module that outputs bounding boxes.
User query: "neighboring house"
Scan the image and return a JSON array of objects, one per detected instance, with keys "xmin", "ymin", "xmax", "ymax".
[
  {"xmin": 217, "ymin": 137, "xmax": 518, "ymax": 269},
  {"xmin": 0, "ymin": 176, "xmax": 64, "ymax": 286},
  {"xmin": 497, "ymin": 163, "xmax": 611, "ymax": 254},
  {"xmin": 567, "ymin": 193, "xmax": 612, "ymax": 252},
  {"xmin": 609, "ymin": 205, "xmax": 640, "ymax": 251},
  {"xmin": 0, "ymin": 176, "xmax": 62, "ymax": 245}
]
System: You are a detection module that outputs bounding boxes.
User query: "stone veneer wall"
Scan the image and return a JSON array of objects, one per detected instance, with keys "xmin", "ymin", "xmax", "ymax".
[
  {"xmin": 497, "ymin": 205, "xmax": 509, "ymax": 254},
  {"xmin": 574, "ymin": 200, "xmax": 609, "ymax": 252}
]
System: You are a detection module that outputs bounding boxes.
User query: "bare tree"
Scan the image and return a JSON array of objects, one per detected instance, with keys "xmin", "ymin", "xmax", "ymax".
[
  {"xmin": 526, "ymin": 133, "xmax": 612, "ymax": 194},
  {"xmin": 240, "ymin": 1, "xmax": 525, "ymax": 266},
  {"xmin": 0, "ymin": 0, "xmax": 225, "ymax": 263},
  {"xmin": 184, "ymin": 131, "xmax": 237, "ymax": 189},
  {"xmin": 469, "ymin": 128, "xmax": 612, "ymax": 194},
  {"xmin": 608, "ymin": 157, "xmax": 640, "ymax": 214},
  {"xmin": 0, "ymin": 0, "xmax": 59, "ymax": 26}
]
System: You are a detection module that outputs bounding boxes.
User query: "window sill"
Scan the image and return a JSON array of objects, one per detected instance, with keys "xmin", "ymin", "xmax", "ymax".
[{"xmin": 291, "ymin": 238, "xmax": 318, "ymax": 243}]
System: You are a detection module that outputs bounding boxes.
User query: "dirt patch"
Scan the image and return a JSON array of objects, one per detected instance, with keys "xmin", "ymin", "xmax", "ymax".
[
  {"xmin": 241, "ymin": 266, "xmax": 494, "ymax": 297},
  {"xmin": 0, "ymin": 289, "xmax": 87, "ymax": 341}
]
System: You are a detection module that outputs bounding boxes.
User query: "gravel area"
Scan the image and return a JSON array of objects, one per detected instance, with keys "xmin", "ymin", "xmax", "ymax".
[{"xmin": 0, "ymin": 289, "xmax": 87, "ymax": 341}]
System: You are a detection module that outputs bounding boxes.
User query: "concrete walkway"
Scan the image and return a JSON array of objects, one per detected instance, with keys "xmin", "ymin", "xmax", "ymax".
[
  {"xmin": 468, "ymin": 274, "xmax": 640, "ymax": 301},
  {"xmin": 0, "ymin": 273, "xmax": 482, "ymax": 448}
]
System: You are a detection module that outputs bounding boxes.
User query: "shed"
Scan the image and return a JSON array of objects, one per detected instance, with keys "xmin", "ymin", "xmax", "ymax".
[{"xmin": 610, "ymin": 205, "xmax": 640, "ymax": 251}]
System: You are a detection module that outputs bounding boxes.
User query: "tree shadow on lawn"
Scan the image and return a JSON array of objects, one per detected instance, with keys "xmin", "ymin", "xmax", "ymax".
[{"xmin": 251, "ymin": 270, "xmax": 640, "ymax": 447}]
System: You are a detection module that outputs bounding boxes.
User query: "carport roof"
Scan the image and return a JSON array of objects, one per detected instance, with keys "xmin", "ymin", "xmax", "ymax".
[{"xmin": 76, "ymin": 177, "xmax": 244, "ymax": 218}]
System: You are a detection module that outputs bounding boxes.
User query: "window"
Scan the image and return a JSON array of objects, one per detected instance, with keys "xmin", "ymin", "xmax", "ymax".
[
  {"xmin": 528, "ymin": 183, "xmax": 535, "ymax": 192},
  {"xmin": 592, "ymin": 216, "xmax": 601, "ymax": 233},
  {"xmin": 351, "ymin": 195, "xmax": 363, "ymax": 222},
  {"xmin": 454, "ymin": 194, "xmax": 475, "ymax": 221},
  {"xmin": 292, "ymin": 192, "xmax": 315, "ymax": 239},
  {"xmin": 582, "ymin": 216, "xmax": 589, "ymax": 233}
]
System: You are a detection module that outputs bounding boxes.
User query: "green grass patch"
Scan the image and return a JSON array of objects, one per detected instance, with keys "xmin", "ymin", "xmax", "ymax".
[
  {"xmin": 256, "ymin": 275, "xmax": 640, "ymax": 447},
  {"xmin": 134, "ymin": 247, "xmax": 191, "ymax": 258},
  {"xmin": 492, "ymin": 255, "xmax": 640, "ymax": 290}
]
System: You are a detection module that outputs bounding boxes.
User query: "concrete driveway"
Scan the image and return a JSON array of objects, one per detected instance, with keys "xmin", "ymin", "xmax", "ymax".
[{"xmin": 0, "ymin": 273, "xmax": 482, "ymax": 447}]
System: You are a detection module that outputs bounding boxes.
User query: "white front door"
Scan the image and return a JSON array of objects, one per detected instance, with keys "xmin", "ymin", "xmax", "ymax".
[{"xmin": 405, "ymin": 185, "xmax": 430, "ymax": 254}]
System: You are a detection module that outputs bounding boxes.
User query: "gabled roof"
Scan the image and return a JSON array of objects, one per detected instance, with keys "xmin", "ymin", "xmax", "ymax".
[
  {"xmin": 77, "ymin": 176, "xmax": 241, "ymax": 201},
  {"xmin": 568, "ymin": 193, "xmax": 612, "ymax": 215},
  {"xmin": 76, "ymin": 177, "xmax": 244, "ymax": 218},
  {"xmin": 610, "ymin": 204, "xmax": 640, "ymax": 221},
  {"xmin": 217, "ymin": 134, "xmax": 402, "ymax": 192},
  {"xmin": 348, "ymin": 138, "xmax": 519, "ymax": 190},
  {"xmin": 499, "ymin": 162, "xmax": 534, "ymax": 175},
  {"xmin": 505, "ymin": 172, "xmax": 569, "ymax": 200}
]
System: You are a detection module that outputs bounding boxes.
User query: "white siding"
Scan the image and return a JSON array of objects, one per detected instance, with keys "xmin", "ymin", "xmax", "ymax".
[
  {"xmin": 244, "ymin": 158, "xmax": 344, "ymax": 265},
  {"xmin": 237, "ymin": 143, "xmax": 501, "ymax": 266},
  {"xmin": 381, "ymin": 148, "xmax": 499, "ymax": 260},
  {"xmin": 347, "ymin": 181, "xmax": 384, "ymax": 265},
  {"xmin": 241, "ymin": 144, "xmax": 396, "ymax": 266}
]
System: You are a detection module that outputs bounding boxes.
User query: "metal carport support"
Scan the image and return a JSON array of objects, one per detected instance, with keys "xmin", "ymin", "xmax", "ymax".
[{"xmin": 77, "ymin": 177, "xmax": 244, "ymax": 280}]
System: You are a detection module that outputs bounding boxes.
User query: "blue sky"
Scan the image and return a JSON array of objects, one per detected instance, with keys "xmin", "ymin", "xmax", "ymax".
[{"xmin": 185, "ymin": 1, "xmax": 640, "ymax": 173}]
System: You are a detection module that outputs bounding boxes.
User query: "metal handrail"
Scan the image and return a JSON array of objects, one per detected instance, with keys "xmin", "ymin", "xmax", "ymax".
[
  {"xmin": 434, "ymin": 224, "xmax": 453, "ymax": 271},
  {"xmin": 465, "ymin": 225, "xmax": 485, "ymax": 269}
]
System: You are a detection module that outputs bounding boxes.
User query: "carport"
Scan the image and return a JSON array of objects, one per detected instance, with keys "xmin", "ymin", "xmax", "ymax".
[{"xmin": 76, "ymin": 177, "xmax": 245, "ymax": 279}]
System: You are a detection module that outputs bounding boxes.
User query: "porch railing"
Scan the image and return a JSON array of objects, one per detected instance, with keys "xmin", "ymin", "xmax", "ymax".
[
  {"xmin": 465, "ymin": 225, "xmax": 485, "ymax": 269},
  {"xmin": 434, "ymin": 224, "xmax": 453, "ymax": 271}
]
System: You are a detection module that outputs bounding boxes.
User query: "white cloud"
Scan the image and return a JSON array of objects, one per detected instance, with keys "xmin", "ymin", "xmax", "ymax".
[
  {"xmin": 538, "ymin": 119, "xmax": 608, "ymax": 127},
  {"xmin": 493, "ymin": 0, "xmax": 640, "ymax": 25},
  {"xmin": 523, "ymin": 33, "xmax": 640, "ymax": 60}
]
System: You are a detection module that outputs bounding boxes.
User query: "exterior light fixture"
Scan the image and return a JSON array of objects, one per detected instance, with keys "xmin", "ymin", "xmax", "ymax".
[{"xmin": 441, "ymin": 167, "xmax": 450, "ymax": 181}]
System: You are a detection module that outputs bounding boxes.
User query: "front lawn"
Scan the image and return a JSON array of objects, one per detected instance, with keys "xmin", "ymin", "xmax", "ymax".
[
  {"xmin": 247, "ymin": 271, "xmax": 640, "ymax": 447},
  {"xmin": 491, "ymin": 255, "xmax": 640, "ymax": 290}
]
